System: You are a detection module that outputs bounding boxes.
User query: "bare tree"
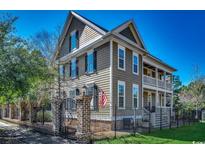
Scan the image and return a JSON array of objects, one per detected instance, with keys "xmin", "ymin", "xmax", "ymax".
[
  {"xmin": 30, "ymin": 25, "xmax": 62, "ymax": 63},
  {"xmin": 179, "ymin": 65, "xmax": 205, "ymax": 119}
]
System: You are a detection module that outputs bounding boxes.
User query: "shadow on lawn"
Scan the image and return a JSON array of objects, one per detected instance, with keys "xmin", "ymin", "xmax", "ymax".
[{"xmin": 144, "ymin": 123, "xmax": 205, "ymax": 142}]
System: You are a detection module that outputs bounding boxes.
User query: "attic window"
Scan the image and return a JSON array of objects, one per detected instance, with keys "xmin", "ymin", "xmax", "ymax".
[{"xmin": 70, "ymin": 30, "xmax": 78, "ymax": 51}]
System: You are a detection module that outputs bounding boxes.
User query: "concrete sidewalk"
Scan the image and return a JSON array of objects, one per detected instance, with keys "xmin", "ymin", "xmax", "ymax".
[{"xmin": 0, "ymin": 120, "xmax": 76, "ymax": 144}]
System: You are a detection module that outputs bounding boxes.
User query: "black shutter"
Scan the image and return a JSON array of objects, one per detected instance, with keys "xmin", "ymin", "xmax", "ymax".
[
  {"xmin": 85, "ymin": 53, "xmax": 87, "ymax": 73},
  {"xmin": 76, "ymin": 31, "xmax": 79, "ymax": 49},
  {"xmin": 69, "ymin": 61, "xmax": 72, "ymax": 77},
  {"xmin": 93, "ymin": 50, "xmax": 97, "ymax": 72},
  {"xmin": 69, "ymin": 35, "xmax": 71, "ymax": 52},
  {"xmin": 76, "ymin": 59, "xmax": 79, "ymax": 77}
]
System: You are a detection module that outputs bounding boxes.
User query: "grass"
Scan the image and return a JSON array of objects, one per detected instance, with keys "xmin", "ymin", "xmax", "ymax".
[{"xmin": 96, "ymin": 123, "xmax": 205, "ymax": 144}]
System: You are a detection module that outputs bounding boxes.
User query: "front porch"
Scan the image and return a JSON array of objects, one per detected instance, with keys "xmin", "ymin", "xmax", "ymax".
[{"xmin": 142, "ymin": 89, "xmax": 173, "ymax": 128}]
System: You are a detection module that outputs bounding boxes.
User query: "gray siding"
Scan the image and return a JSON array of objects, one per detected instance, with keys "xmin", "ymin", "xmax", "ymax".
[
  {"xmin": 63, "ymin": 42, "xmax": 111, "ymax": 118},
  {"xmin": 112, "ymin": 41, "xmax": 143, "ymax": 117},
  {"xmin": 59, "ymin": 17, "xmax": 102, "ymax": 58},
  {"xmin": 120, "ymin": 27, "xmax": 137, "ymax": 43}
]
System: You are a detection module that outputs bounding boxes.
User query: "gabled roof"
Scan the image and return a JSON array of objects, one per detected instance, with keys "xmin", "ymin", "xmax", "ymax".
[
  {"xmin": 111, "ymin": 19, "xmax": 146, "ymax": 50},
  {"xmin": 52, "ymin": 11, "xmax": 176, "ymax": 72},
  {"xmin": 58, "ymin": 11, "xmax": 108, "ymax": 48},
  {"xmin": 52, "ymin": 11, "xmax": 109, "ymax": 63}
]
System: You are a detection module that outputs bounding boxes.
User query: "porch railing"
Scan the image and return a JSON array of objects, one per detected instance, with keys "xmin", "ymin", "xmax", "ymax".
[
  {"xmin": 166, "ymin": 82, "xmax": 172, "ymax": 91},
  {"xmin": 158, "ymin": 80, "xmax": 165, "ymax": 89},
  {"xmin": 143, "ymin": 75, "xmax": 157, "ymax": 87}
]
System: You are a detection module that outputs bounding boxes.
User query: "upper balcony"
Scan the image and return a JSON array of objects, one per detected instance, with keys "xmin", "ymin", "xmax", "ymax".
[{"xmin": 143, "ymin": 63, "xmax": 173, "ymax": 91}]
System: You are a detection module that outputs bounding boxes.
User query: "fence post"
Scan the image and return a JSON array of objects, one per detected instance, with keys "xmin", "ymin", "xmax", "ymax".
[
  {"xmin": 169, "ymin": 107, "xmax": 171, "ymax": 129},
  {"xmin": 148, "ymin": 102, "xmax": 151, "ymax": 133},
  {"xmin": 133, "ymin": 107, "xmax": 136, "ymax": 135},
  {"xmin": 176, "ymin": 109, "xmax": 179, "ymax": 128},
  {"xmin": 114, "ymin": 103, "xmax": 117, "ymax": 139},
  {"xmin": 188, "ymin": 110, "xmax": 191, "ymax": 126},
  {"xmin": 76, "ymin": 95, "xmax": 92, "ymax": 143},
  {"xmin": 42, "ymin": 106, "xmax": 45, "ymax": 125},
  {"xmin": 183, "ymin": 110, "xmax": 185, "ymax": 126}
]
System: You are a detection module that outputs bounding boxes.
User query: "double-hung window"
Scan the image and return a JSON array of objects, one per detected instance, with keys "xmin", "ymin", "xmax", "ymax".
[
  {"xmin": 118, "ymin": 81, "xmax": 125, "ymax": 109},
  {"xmin": 132, "ymin": 84, "xmax": 139, "ymax": 109},
  {"xmin": 87, "ymin": 51, "xmax": 94, "ymax": 73},
  {"xmin": 70, "ymin": 30, "xmax": 78, "ymax": 51},
  {"xmin": 85, "ymin": 50, "xmax": 97, "ymax": 74},
  {"xmin": 71, "ymin": 58, "xmax": 77, "ymax": 79},
  {"xmin": 133, "ymin": 53, "xmax": 139, "ymax": 75},
  {"xmin": 118, "ymin": 45, "xmax": 125, "ymax": 70}
]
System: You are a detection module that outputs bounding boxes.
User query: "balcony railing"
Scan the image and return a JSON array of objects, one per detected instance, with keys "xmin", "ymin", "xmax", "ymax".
[
  {"xmin": 143, "ymin": 75, "xmax": 157, "ymax": 87},
  {"xmin": 143, "ymin": 75, "xmax": 173, "ymax": 91},
  {"xmin": 166, "ymin": 82, "xmax": 172, "ymax": 91},
  {"xmin": 158, "ymin": 80, "xmax": 165, "ymax": 89}
]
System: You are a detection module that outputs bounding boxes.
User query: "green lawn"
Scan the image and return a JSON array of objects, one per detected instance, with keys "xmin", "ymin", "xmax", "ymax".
[{"xmin": 96, "ymin": 123, "xmax": 205, "ymax": 144}]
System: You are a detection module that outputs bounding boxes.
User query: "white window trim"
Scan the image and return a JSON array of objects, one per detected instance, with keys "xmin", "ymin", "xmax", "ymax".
[
  {"xmin": 118, "ymin": 45, "xmax": 126, "ymax": 71},
  {"xmin": 132, "ymin": 52, "xmax": 139, "ymax": 75},
  {"xmin": 132, "ymin": 84, "xmax": 139, "ymax": 109},
  {"xmin": 87, "ymin": 50, "xmax": 94, "ymax": 74},
  {"xmin": 70, "ymin": 30, "xmax": 77, "ymax": 52},
  {"xmin": 118, "ymin": 80, "xmax": 126, "ymax": 109}
]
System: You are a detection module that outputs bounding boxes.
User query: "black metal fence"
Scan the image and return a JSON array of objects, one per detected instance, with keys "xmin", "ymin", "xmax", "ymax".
[
  {"xmin": 90, "ymin": 106, "xmax": 203, "ymax": 142},
  {"xmin": 35, "ymin": 105, "xmax": 52, "ymax": 125}
]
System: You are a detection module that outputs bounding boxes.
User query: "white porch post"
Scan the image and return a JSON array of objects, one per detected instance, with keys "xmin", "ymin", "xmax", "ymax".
[
  {"xmin": 164, "ymin": 92, "xmax": 166, "ymax": 107},
  {"xmin": 171, "ymin": 93, "xmax": 173, "ymax": 115},
  {"xmin": 155, "ymin": 68, "xmax": 159, "ymax": 107},
  {"xmin": 164, "ymin": 71, "xmax": 166, "ymax": 89}
]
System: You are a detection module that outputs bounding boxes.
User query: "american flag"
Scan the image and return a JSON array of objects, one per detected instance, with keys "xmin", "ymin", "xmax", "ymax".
[{"xmin": 99, "ymin": 89, "xmax": 107, "ymax": 108}]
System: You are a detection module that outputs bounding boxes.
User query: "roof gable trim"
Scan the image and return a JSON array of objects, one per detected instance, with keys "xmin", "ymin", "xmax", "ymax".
[{"xmin": 112, "ymin": 20, "xmax": 146, "ymax": 50}]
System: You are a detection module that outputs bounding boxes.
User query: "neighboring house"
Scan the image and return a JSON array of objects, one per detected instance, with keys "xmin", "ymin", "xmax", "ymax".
[{"xmin": 53, "ymin": 11, "xmax": 176, "ymax": 131}]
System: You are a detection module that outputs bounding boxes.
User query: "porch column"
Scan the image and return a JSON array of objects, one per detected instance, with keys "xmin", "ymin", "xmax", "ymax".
[
  {"xmin": 164, "ymin": 92, "xmax": 166, "ymax": 107},
  {"xmin": 156, "ymin": 68, "xmax": 159, "ymax": 107},
  {"xmin": 164, "ymin": 71, "xmax": 166, "ymax": 89},
  {"xmin": 155, "ymin": 91, "xmax": 158, "ymax": 107},
  {"xmin": 171, "ymin": 93, "xmax": 174, "ymax": 115}
]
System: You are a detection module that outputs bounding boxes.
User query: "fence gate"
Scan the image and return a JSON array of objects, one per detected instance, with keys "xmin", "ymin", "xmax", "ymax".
[{"xmin": 59, "ymin": 98, "xmax": 76, "ymax": 139}]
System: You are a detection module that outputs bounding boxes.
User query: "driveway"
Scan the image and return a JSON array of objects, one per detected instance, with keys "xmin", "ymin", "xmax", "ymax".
[{"xmin": 0, "ymin": 120, "xmax": 76, "ymax": 144}]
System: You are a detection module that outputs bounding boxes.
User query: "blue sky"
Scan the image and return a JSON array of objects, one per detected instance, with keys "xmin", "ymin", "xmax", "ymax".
[{"xmin": 2, "ymin": 10, "xmax": 205, "ymax": 85}]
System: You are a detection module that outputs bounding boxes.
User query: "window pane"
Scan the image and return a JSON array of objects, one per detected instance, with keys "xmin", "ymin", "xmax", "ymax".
[
  {"xmin": 71, "ymin": 32, "xmax": 77, "ymax": 50},
  {"xmin": 87, "ymin": 53, "xmax": 94, "ymax": 73},
  {"xmin": 134, "ymin": 65, "xmax": 138, "ymax": 73},
  {"xmin": 133, "ymin": 55, "xmax": 138, "ymax": 73},
  {"xmin": 119, "ymin": 97, "xmax": 124, "ymax": 108},
  {"xmin": 59, "ymin": 65, "xmax": 64, "ymax": 76},
  {"xmin": 119, "ymin": 84, "xmax": 124, "ymax": 96},
  {"xmin": 119, "ymin": 49, "xmax": 124, "ymax": 59},
  {"xmin": 134, "ymin": 56, "xmax": 138, "ymax": 64},
  {"xmin": 71, "ymin": 59, "xmax": 76, "ymax": 78},
  {"xmin": 134, "ymin": 98, "xmax": 138, "ymax": 108},
  {"xmin": 133, "ymin": 85, "xmax": 138, "ymax": 108},
  {"xmin": 119, "ymin": 59, "xmax": 124, "ymax": 69}
]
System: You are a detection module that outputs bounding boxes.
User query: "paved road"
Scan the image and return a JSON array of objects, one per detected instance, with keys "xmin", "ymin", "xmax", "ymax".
[{"xmin": 0, "ymin": 120, "xmax": 75, "ymax": 144}]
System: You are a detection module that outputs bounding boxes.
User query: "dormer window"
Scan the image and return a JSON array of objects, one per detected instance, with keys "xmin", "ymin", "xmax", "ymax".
[{"xmin": 70, "ymin": 30, "xmax": 79, "ymax": 52}]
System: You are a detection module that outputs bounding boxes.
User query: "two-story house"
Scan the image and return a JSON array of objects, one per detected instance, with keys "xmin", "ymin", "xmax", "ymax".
[{"xmin": 53, "ymin": 11, "xmax": 176, "ymax": 131}]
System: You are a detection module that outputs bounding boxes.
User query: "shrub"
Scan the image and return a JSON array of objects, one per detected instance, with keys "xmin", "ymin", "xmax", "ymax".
[{"xmin": 37, "ymin": 110, "xmax": 52, "ymax": 122}]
